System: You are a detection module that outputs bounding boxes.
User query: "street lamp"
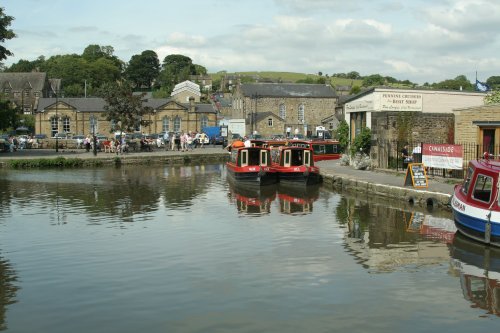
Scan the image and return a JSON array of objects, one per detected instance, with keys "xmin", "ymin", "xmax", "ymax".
[
  {"xmin": 55, "ymin": 91, "xmax": 59, "ymax": 153},
  {"xmin": 90, "ymin": 115, "xmax": 97, "ymax": 156}
]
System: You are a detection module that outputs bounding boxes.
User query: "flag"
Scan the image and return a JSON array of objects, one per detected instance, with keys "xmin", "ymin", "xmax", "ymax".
[{"xmin": 475, "ymin": 79, "xmax": 490, "ymax": 92}]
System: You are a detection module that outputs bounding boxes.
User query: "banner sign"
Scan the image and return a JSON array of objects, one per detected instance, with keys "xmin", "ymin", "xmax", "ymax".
[{"xmin": 422, "ymin": 144, "xmax": 463, "ymax": 169}]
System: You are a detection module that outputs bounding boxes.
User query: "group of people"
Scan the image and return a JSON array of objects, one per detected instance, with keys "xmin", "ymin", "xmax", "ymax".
[
  {"xmin": 401, "ymin": 144, "xmax": 422, "ymax": 167},
  {"xmin": 166, "ymin": 132, "xmax": 208, "ymax": 152},
  {"xmin": 3, "ymin": 135, "xmax": 40, "ymax": 152}
]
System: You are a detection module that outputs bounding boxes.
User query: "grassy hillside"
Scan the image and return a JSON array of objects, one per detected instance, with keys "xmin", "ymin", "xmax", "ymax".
[{"xmin": 209, "ymin": 71, "xmax": 363, "ymax": 87}]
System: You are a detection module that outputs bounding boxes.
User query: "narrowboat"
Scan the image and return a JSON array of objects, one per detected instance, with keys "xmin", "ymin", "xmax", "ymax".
[
  {"xmin": 226, "ymin": 146, "xmax": 278, "ymax": 185},
  {"xmin": 288, "ymin": 139, "xmax": 341, "ymax": 161},
  {"xmin": 451, "ymin": 156, "xmax": 500, "ymax": 247},
  {"xmin": 270, "ymin": 146, "xmax": 321, "ymax": 185}
]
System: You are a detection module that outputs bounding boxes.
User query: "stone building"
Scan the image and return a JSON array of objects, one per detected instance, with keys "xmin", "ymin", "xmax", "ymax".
[
  {"xmin": 170, "ymin": 80, "xmax": 201, "ymax": 103},
  {"xmin": 0, "ymin": 72, "xmax": 61, "ymax": 114},
  {"xmin": 344, "ymin": 87, "xmax": 486, "ymax": 143},
  {"xmin": 189, "ymin": 75, "xmax": 213, "ymax": 93},
  {"xmin": 231, "ymin": 83, "xmax": 337, "ymax": 137},
  {"xmin": 35, "ymin": 97, "xmax": 217, "ymax": 138},
  {"xmin": 454, "ymin": 103, "xmax": 500, "ymax": 155}
]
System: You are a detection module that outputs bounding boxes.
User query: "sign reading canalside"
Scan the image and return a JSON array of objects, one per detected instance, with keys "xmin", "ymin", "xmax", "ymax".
[
  {"xmin": 404, "ymin": 163, "xmax": 428, "ymax": 188},
  {"xmin": 422, "ymin": 144, "xmax": 463, "ymax": 169}
]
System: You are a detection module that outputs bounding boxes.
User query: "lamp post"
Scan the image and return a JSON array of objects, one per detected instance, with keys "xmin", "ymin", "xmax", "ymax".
[
  {"xmin": 90, "ymin": 115, "xmax": 97, "ymax": 156},
  {"xmin": 55, "ymin": 91, "xmax": 59, "ymax": 153}
]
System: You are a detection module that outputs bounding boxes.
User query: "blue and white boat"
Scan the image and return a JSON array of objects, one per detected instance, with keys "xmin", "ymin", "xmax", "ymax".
[{"xmin": 451, "ymin": 156, "xmax": 500, "ymax": 247}]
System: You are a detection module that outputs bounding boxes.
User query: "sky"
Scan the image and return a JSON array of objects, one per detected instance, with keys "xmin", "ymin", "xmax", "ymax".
[{"xmin": 2, "ymin": 0, "xmax": 499, "ymax": 84}]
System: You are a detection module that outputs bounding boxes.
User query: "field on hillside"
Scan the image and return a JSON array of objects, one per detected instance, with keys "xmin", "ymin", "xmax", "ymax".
[{"xmin": 209, "ymin": 71, "xmax": 363, "ymax": 87}]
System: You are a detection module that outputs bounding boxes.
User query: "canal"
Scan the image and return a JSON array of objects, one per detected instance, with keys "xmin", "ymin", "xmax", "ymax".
[{"xmin": 0, "ymin": 164, "xmax": 498, "ymax": 332}]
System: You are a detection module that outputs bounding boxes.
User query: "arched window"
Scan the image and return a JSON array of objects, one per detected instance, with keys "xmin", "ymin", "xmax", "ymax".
[
  {"xmin": 174, "ymin": 116, "xmax": 181, "ymax": 132},
  {"xmin": 51, "ymin": 117, "xmax": 58, "ymax": 137},
  {"xmin": 162, "ymin": 117, "xmax": 170, "ymax": 133},
  {"xmin": 62, "ymin": 117, "xmax": 70, "ymax": 133},
  {"xmin": 279, "ymin": 103, "xmax": 286, "ymax": 119},
  {"xmin": 201, "ymin": 116, "xmax": 208, "ymax": 129},
  {"xmin": 298, "ymin": 104, "xmax": 305, "ymax": 123}
]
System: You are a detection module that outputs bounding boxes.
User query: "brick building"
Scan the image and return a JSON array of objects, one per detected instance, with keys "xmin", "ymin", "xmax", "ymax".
[{"xmin": 231, "ymin": 83, "xmax": 337, "ymax": 137}]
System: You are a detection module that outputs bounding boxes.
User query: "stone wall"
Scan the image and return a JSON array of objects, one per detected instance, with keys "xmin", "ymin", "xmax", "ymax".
[{"xmin": 454, "ymin": 104, "xmax": 500, "ymax": 143}]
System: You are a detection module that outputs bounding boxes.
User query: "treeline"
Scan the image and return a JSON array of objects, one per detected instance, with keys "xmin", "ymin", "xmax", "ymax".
[{"xmin": 3, "ymin": 44, "xmax": 207, "ymax": 97}]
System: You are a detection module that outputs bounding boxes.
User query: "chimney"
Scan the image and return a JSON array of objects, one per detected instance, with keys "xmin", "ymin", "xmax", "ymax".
[{"xmin": 189, "ymin": 96, "xmax": 195, "ymax": 112}]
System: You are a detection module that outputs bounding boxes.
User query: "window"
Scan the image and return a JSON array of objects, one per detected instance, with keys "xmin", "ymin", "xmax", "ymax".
[
  {"xmin": 51, "ymin": 117, "xmax": 58, "ymax": 137},
  {"xmin": 89, "ymin": 115, "xmax": 99, "ymax": 134},
  {"xmin": 24, "ymin": 89, "xmax": 30, "ymax": 97},
  {"xmin": 63, "ymin": 117, "xmax": 70, "ymax": 133},
  {"xmin": 279, "ymin": 104, "xmax": 286, "ymax": 119},
  {"xmin": 174, "ymin": 116, "xmax": 181, "ymax": 132},
  {"xmin": 472, "ymin": 174, "xmax": 493, "ymax": 203},
  {"xmin": 298, "ymin": 104, "xmax": 305, "ymax": 123},
  {"xmin": 201, "ymin": 116, "xmax": 208, "ymax": 129},
  {"xmin": 162, "ymin": 117, "xmax": 170, "ymax": 133},
  {"xmin": 268, "ymin": 118, "xmax": 273, "ymax": 127}
]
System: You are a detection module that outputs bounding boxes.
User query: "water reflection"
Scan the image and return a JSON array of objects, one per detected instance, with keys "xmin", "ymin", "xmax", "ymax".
[
  {"xmin": 450, "ymin": 233, "xmax": 500, "ymax": 317},
  {"xmin": 0, "ymin": 165, "xmax": 225, "ymax": 225},
  {"xmin": 227, "ymin": 181, "xmax": 277, "ymax": 215},
  {"xmin": 0, "ymin": 254, "xmax": 19, "ymax": 330},
  {"xmin": 335, "ymin": 196, "xmax": 456, "ymax": 271},
  {"xmin": 277, "ymin": 184, "xmax": 320, "ymax": 215}
]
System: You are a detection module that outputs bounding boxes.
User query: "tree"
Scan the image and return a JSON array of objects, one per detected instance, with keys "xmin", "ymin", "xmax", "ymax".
[
  {"xmin": 485, "ymin": 91, "xmax": 500, "ymax": 105},
  {"xmin": 99, "ymin": 82, "xmax": 154, "ymax": 135},
  {"xmin": 486, "ymin": 76, "xmax": 500, "ymax": 90},
  {"xmin": 0, "ymin": 99, "xmax": 18, "ymax": 132},
  {"xmin": 362, "ymin": 74, "xmax": 385, "ymax": 87},
  {"xmin": 346, "ymin": 71, "xmax": 360, "ymax": 79},
  {"xmin": 124, "ymin": 50, "xmax": 160, "ymax": 89},
  {"xmin": 334, "ymin": 120, "xmax": 349, "ymax": 152},
  {"xmin": 157, "ymin": 54, "xmax": 196, "ymax": 92},
  {"xmin": 0, "ymin": 7, "xmax": 16, "ymax": 62},
  {"xmin": 350, "ymin": 127, "xmax": 371, "ymax": 155}
]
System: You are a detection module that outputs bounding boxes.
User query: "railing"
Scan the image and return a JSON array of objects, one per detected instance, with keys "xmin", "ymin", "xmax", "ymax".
[{"xmin": 375, "ymin": 140, "xmax": 500, "ymax": 179}]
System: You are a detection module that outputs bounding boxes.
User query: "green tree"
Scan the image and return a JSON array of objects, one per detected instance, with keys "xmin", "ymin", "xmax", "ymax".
[
  {"xmin": 350, "ymin": 127, "xmax": 371, "ymax": 155},
  {"xmin": 0, "ymin": 99, "xmax": 18, "ymax": 132},
  {"xmin": 334, "ymin": 120, "xmax": 349, "ymax": 152},
  {"xmin": 346, "ymin": 71, "xmax": 360, "ymax": 79},
  {"xmin": 0, "ymin": 7, "xmax": 16, "ymax": 63},
  {"xmin": 124, "ymin": 50, "xmax": 160, "ymax": 89},
  {"xmin": 362, "ymin": 74, "xmax": 385, "ymax": 87},
  {"xmin": 5, "ymin": 56, "xmax": 46, "ymax": 72},
  {"xmin": 486, "ymin": 76, "xmax": 500, "ymax": 90},
  {"xmin": 99, "ymin": 82, "xmax": 154, "ymax": 135},
  {"xmin": 193, "ymin": 64, "xmax": 207, "ymax": 76},
  {"xmin": 157, "ymin": 54, "xmax": 196, "ymax": 93},
  {"xmin": 485, "ymin": 90, "xmax": 500, "ymax": 105},
  {"xmin": 432, "ymin": 75, "xmax": 473, "ymax": 91}
]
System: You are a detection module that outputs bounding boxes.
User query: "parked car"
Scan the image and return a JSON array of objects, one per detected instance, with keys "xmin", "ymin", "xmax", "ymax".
[
  {"xmin": 34, "ymin": 134, "xmax": 47, "ymax": 140},
  {"xmin": 52, "ymin": 133, "xmax": 69, "ymax": 139},
  {"xmin": 211, "ymin": 135, "xmax": 226, "ymax": 145}
]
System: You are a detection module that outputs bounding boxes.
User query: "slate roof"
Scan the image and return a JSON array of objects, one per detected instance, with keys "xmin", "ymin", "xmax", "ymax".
[
  {"xmin": 36, "ymin": 97, "xmax": 216, "ymax": 114},
  {"xmin": 240, "ymin": 83, "xmax": 337, "ymax": 98},
  {"xmin": 0, "ymin": 72, "xmax": 47, "ymax": 91},
  {"xmin": 255, "ymin": 111, "xmax": 285, "ymax": 122}
]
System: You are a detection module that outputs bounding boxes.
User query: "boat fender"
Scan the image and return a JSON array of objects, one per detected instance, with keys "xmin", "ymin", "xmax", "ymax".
[
  {"xmin": 258, "ymin": 166, "xmax": 266, "ymax": 176},
  {"xmin": 303, "ymin": 169, "xmax": 310, "ymax": 176}
]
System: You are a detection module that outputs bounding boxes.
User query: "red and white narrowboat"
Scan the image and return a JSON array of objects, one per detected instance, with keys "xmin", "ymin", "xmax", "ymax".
[
  {"xmin": 288, "ymin": 139, "xmax": 341, "ymax": 162},
  {"xmin": 451, "ymin": 155, "xmax": 500, "ymax": 247},
  {"xmin": 226, "ymin": 146, "xmax": 278, "ymax": 185},
  {"xmin": 271, "ymin": 146, "xmax": 321, "ymax": 186}
]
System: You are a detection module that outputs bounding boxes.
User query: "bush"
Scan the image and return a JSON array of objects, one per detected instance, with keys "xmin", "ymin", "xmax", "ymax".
[{"xmin": 350, "ymin": 127, "xmax": 371, "ymax": 156}]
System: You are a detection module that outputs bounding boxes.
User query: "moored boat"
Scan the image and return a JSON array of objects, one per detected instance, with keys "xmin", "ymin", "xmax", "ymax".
[
  {"xmin": 451, "ymin": 155, "xmax": 500, "ymax": 247},
  {"xmin": 288, "ymin": 139, "xmax": 341, "ymax": 162},
  {"xmin": 270, "ymin": 146, "xmax": 321, "ymax": 185},
  {"xmin": 226, "ymin": 146, "xmax": 278, "ymax": 185}
]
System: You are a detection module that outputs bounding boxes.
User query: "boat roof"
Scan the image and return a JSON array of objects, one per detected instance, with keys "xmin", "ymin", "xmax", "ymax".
[{"xmin": 470, "ymin": 159, "xmax": 500, "ymax": 172}]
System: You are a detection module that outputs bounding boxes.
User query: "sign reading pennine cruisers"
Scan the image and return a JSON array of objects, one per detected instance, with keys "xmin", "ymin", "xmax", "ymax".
[{"xmin": 380, "ymin": 93, "xmax": 423, "ymax": 111}]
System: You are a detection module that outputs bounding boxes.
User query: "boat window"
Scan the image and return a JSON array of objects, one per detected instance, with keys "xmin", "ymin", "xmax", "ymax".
[
  {"xmin": 240, "ymin": 150, "xmax": 248, "ymax": 167},
  {"xmin": 248, "ymin": 150, "xmax": 260, "ymax": 165},
  {"xmin": 260, "ymin": 150, "xmax": 268, "ymax": 165},
  {"xmin": 284, "ymin": 150, "xmax": 291, "ymax": 166},
  {"xmin": 472, "ymin": 174, "xmax": 493, "ymax": 203},
  {"xmin": 462, "ymin": 167, "xmax": 474, "ymax": 194},
  {"xmin": 304, "ymin": 150, "xmax": 311, "ymax": 166}
]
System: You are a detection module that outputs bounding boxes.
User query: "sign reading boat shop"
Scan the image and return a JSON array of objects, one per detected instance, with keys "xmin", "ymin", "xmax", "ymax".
[{"xmin": 380, "ymin": 93, "xmax": 423, "ymax": 111}]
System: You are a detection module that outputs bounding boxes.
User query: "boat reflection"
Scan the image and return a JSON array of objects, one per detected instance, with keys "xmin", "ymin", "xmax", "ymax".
[
  {"xmin": 277, "ymin": 184, "xmax": 320, "ymax": 215},
  {"xmin": 450, "ymin": 233, "xmax": 500, "ymax": 317},
  {"xmin": 227, "ymin": 181, "xmax": 277, "ymax": 215}
]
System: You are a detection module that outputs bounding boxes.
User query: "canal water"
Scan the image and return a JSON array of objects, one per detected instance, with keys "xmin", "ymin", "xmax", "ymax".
[{"xmin": 0, "ymin": 164, "xmax": 499, "ymax": 333}]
